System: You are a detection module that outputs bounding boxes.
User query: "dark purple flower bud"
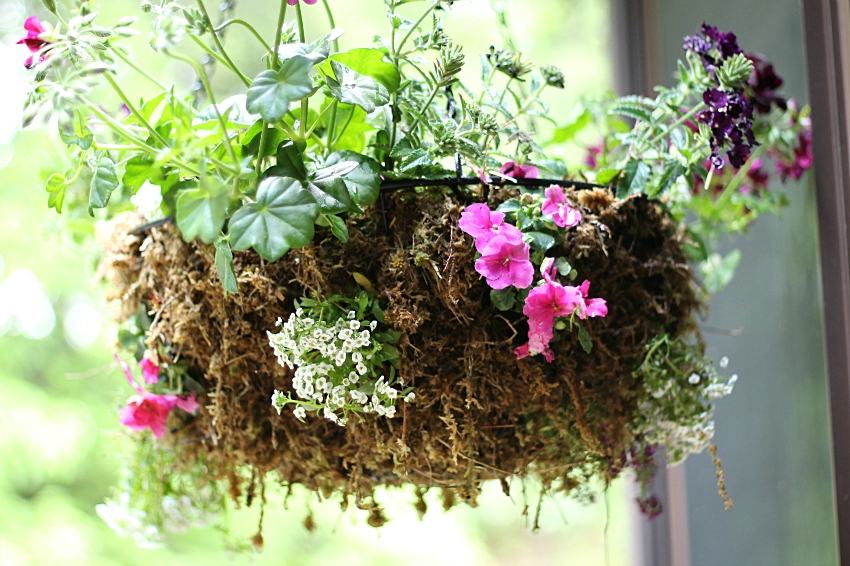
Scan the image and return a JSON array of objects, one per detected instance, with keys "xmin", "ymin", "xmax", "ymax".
[
  {"xmin": 728, "ymin": 144, "xmax": 751, "ymax": 168},
  {"xmin": 710, "ymin": 151, "xmax": 724, "ymax": 169},
  {"xmin": 703, "ymin": 88, "xmax": 728, "ymax": 109},
  {"xmin": 718, "ymin": 31, "xmax": 741, "ymax": 58}
]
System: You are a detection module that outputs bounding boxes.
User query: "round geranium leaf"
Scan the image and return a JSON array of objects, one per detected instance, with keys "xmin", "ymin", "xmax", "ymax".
[
  {"xmin": 175, "ymin": 177, "xmax": 228, "ymax": 244},
  {"xmin": 320, "ymin": 48, "xmax": 401, "ymax": 93},
  {"xmin": 229, "ymin": 176, "xmax": 318, "ymax": 261},
  {"xmin": 326, "ymin": 61, "xmax": 390, "ymax": 114},
  {"xmin": 246, "ymin": 56, "xmax": 313, "ymax": 122},
  {"xmin": 324, "ymin": 150, "xmax": 381, "ymax": 206}
]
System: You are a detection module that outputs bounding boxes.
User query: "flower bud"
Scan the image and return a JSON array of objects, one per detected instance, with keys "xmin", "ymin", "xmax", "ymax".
[
  {"xmin": 41, "ymin": 0, "xmax": 57, "ymax": 13},
  {"xmin": 140, "ymin": 1, "xmax": 154, "ymax": 12}
]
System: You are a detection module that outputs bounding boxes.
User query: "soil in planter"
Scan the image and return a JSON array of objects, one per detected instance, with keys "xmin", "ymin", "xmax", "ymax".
[{"xmin": 98, "ymin": 187, "xmax": 699, "ymax": 519}]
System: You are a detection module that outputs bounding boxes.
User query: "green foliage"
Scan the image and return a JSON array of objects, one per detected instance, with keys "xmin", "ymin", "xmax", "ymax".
[
  {"xmin": 88, "ymin": 157, "xmax": 119, "ymax": 214},
  {"xmin": 229, "ymin": 176, "xmax": 318, "ymax": 261},
  {"xmin": 175, "ymin": 176, "xmax": 228, "ymax": 244},
  {"xmin": 246, "ymin": 57, "xmax": 313, "ymax": 122},
  {"xmin": 320, "ymin": 48, "xmax": 401, "ymax": 93},
  {"xmin": 326, "ymin": 61, "xmax": 390, "ymax": 113},
  {"xmin": 213, "ymin": 235, "xmax": 239, "ymax": 294}
]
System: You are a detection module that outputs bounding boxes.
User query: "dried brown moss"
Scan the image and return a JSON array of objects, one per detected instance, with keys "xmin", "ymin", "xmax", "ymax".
[{"xmin": 100, "ymin": 188, "xmax": 698, "ymax": 516}]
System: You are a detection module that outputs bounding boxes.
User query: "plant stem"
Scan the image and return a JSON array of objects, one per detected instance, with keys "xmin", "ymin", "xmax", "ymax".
[
  {"xmin": 103, "ymin": 73, "xmax": 170, "ymax": 149},
  {"xmin": 476, "ymin": 66, "xmax": 498, "ymax": 105},
  {"xmin": 84, "ymin": 101, "xmax": 201, "ymax": 177},
  {"xmin": 306, "ymin": 100, "xmax": 337, "ymax": 140},
  {"xmin": 166, "ymin": 51, "xmax": 240, "ymax": 171},
  {"xmin": 189, "ymin": 34, "xmax": 251, "ymax": 87},
  {"xmin": 333, "ymin": 106, "xmax": 356, "ymax": 145},
  {"xmin": 715, "ymin": 144, "xmax": 766, "ymax": 209},
  {"xmin": 396, "ymin": 0, "xmax": 439, "ymax": 61},
  {"xmin": 215, "ymin": 19, "xmax": 273, "ymax": 53},
  {"xmin": 647, "ymin": 102, "xmax": 705, "ymax": 146},
  {"xmin": 516, "ymin": 84, "xmax": 546, "ymax": 117},
  {"xmin": 325, "ymin": 101, "xmax": 338, "ymax": 150},
  {"xmin": 272, "ymin": 1, "xmax": 288, "ymax": 70},
  {"xmin": 195, "ymin": 0, "xmax": 250, "ymax": 86},
  {"xmin": 498, "ymin": 78, "xmax": 512, "ymax": 105},
  {"xmin": 321, "ymin": 0, "xmax": 339, "ymax": 52},
  {"xmin": 409, "ymin": 86, "xmax": 439, "ymax": 133},
  {"xmin": 112, "ymin": 48, "xmax": 168, "ymax": 93},
  {"xmin": 295, "ymin": 3, "xmax": 309, "ymax": 138},
  {"xmin": 254, "ymin": 126, "xmax": 270, "ymax": 177}
]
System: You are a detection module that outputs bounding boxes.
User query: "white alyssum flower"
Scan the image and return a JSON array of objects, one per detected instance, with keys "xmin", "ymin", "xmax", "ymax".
[
  {"xmin": 268, "ymin": 304, "xmax": 412, "ymax": 427},
  {"xmin": 130, "ymin": 181, "xmax": 163, "ymax": 220}
]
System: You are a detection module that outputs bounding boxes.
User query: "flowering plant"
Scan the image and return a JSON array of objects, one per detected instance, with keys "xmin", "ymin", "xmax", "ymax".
[{"xmin": 17, "ymin": 0, "xmax": 811, "ymax": 549}]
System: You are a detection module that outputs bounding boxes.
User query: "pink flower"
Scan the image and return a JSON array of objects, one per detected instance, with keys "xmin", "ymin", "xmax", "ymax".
[
  {"xmin": 287, "ymin": 0, "xmax": 318, "ymax": 4},
  {"xmin": 520, "ymin": 274, "xmax": 583, "ymax": 362},
  {"xmin": 474, "ymin": 235, "xmax": 534, "ymax": 289},
  {"xmin": 501, "ymin": 161, "xmax": 539, "ymax": 179},
  {"xmin": 17, "ymin": 17, "xmax": 53, "ymax": 69},
  {"xmin": 459, "ymin": 203, "xmax": 524, "ymax": 252},
  {"xmin": 140, "ymin": 356, "xmax": 160, "ymax": 384},
  {"xmin": 177, "ymin": 393, "xmax": 200, "ymax": 414},
  {"xmin": 119, "ymin": 394, "xmax": 177, "ymax": 439},
  {"xmin": 541, "ymin": 185, "xmax": 582, "ymax": 228},
  {"xmin": 776, "ymin": 131, "xmax": 813, "ymax": 181},
  {"xmin": 577, "ymin": 280, "xmax": 608, "ymax": 318}
]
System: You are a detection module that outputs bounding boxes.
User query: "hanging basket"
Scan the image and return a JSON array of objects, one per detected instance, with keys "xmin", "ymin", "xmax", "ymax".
[{"xmin": 98, "ymin": 183, "xmax": 698, "ymax": 519}]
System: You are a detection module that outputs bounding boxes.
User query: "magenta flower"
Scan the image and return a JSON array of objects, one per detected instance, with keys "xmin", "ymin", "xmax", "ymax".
[
  {"xmin": 541, "ymin": 185, "xmax": 582, "ymax": 228},
  {"xmin": 140, "ymin": 356, "xmax": 160, "ymax": 385},
  {"xmin": 776, "ymin": 131, "xmax": 813, "ymax": 181},
  {"xmin": 577, "ymin": 280, "xmax": 608, "ymax": 318},
  {"xmin": 119, "ymin": 394, "xmax": 178, "ymax": 439},
  {"xmin": 287, "ymin": 0, "xmax": 318, "ymax": 4},
  {"xmin": 501, "ymin": 161, "xmax": 539, "ymax": 179},
  {"xmin": 459, "ymin": 203, "xmax": 523, "ymax": 252},
  {"xmin": 474, "ymin": 235, "xmax": 534, "ymax": 289},
  {"xmin": 17, "ymin": 17, "xmax": 53, "ymax": 69},
  {"xmin": 115, "ymin": 354, "xmax": 200, "ymax": 438}
]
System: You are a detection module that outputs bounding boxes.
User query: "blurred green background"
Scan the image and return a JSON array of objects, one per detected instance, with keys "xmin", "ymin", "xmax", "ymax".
[{"xmin": 0, "ymin": 0, "xmax": 639, "ymax": 564}]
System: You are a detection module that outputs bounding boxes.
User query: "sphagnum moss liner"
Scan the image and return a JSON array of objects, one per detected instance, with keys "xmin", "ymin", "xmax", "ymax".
[{"xmin": 99, "ymin": 188, "xmax": 699, "ymax": 522}]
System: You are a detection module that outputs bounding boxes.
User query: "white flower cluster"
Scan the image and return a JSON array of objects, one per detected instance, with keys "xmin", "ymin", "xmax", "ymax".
[
  {"xmin": 96, "ymin": 488, "xmax": 218, "ymax": 549},
  {"xmin": 269, "ymin": 309, "xmax": 413, "ymax": 426},
  {"xmin": 638, "ymin": 345, "xmax": 738, "ymax": 465}
]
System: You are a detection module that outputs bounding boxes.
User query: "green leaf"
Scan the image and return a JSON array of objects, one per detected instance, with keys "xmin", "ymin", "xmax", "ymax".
[
  {"xmin": 617, "ymin": 159, "xmax": 650, "ymax": 199},
  {"xmin": 59, "ymin": 108, "xmax": 93, "ymax": 150},
  {"xmin": 516, "ymin": 211, "xmax": 534, "ymax": 231},
  {"xmin": 497, "ymin": 198, "xmax": 522, "ymax": 213},
  {"xmin": 325, "ymin": 214, "xmax": 349, "ymax": 242},
  {"xmin": 277, "ymin": 28, "xmax": 343, "ymax": 65},
  {"xmin": 699, "ymin": 250, "xmax": 741, "ymax": 295},
  {"xmin": 577, "ymin": 322, "xmax": 593, "ymax": 353},
  {"xmin": 371, "ymin": 302, "xmax": 385, "ymax": 322},
  {"xmin": 46, "ymin": 173, "xmax": 67, "ymax": 213},
  {"xmin": 195, "ymin": 94, "xmax": 259, "ymax": 127},
  {"xmin": 554, "ymin": 257, "xmax": 572, "ymax": 277},
  {"xmin": 648, "ymin": 161, "xmax": 685, "ymax": 199},
  {"xmin": 273, "ymin": 140, "xmax": 309, "ymax": 180},
  {"xmin": 670, "ymin": 126, "xmax": 688, "ymax": 151},
  {"xmin": 306, "ymin": 175, "xmax": 352, "ymax": 213},
  {"xmin": 524, "ymin": 231, "xmax": 555, "ymax": 251},
  {"xmin": 246, "ymin": 56, "xmax": 313, "ymax": 122},
  {"xmin": 323, "ymin": 151, "xmax": 381, "ymax": 206},
  {"xmin": 321, "ymin": 48, "xmax": 401, "ymax": 93},
  {"xmin": 122, "ymin": 155, "xmax": 158, "ymax": 192},
  {"xmin": 175, "ymin": 174, "xmax": 229, "ymax": 244},
  {"xmin": 595, "ymin": 168, "xmax": 621, "ymax": 185},
  {"xmin": 548, "ymin": 108, "xmax": 591, "ymax": 145},
  {"xmin": 88, "ymin": 157, "xmax": 119, "ymax": 213},
  {"xmin": 326, "ymin": 61, "xmax": 390, "ymax": 114},
  {"xmin": 229, "ymin": 176, "xmax": 318, "ymax": 261},
  {"xmin": 214, "ymin": 235, "xmax": 239, "ymax": 294},
  {"xmin": 490, "ymin": 287, "xmax": 516, "ymax": 311}
]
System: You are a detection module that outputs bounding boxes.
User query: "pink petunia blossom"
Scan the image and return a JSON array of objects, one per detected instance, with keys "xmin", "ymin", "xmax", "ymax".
[
  {"xmin": 474, "ymin": 235, "xmax": 534, "ymax": 289},
  {"xmin": 520, "ymin": 276, "xmax": 583, "ymax": 361},
  {"xmin": 577, "ymin": 280, "xmax": 608, "ymax": 318},
  {"xmin": 501, "ymin": 161, "xmax": 539, "ymax": 179},
  {"xmin": 17, "ymin": 17, "xmax": 53, "ymax": 69},
  {"xmin": 120, "ymin": 394, "xmax": 177, "ymax": 439},
  {"xmin": 459, "ymin": 203, "xmax": 524, "ymax": 252},
  {"xmin": 541, "ymin": 185, "xmax": 582, "ymax": 228},
  {"xmin": 140, "ymin": 356, "xmax": 160, "ymax": 385},
  {"xmin": 176, "ymin": 393, "xmax": 200, "ymax": 414}
]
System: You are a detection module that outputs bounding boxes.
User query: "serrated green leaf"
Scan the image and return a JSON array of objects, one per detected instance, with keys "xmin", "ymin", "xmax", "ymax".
[
  {"xmin": 46, "ymin": 173, "xmax": 67, "ymax": 213},
  {"xmin": 214, "ymin": 235, "xmax": 239, "ymax": 294},
  {"xmin": 325, "ymin": 213, "xmax": 349, "ymax": 242},
  {"xmin": 320, "ymin": 48, "xmax": 401, "ymax": 93},
  {"xmin": 323, "ymin": 150, "xmax": 381, "ymax": 206},
  {"xmin": 246, "ymin": 56, "xmax": 313, "ymax": 122},
  {"xmin": 229, "ymin": 176, "xmax": 318, "ymax": 261},
  {"xmin": 326, "ymin": 61, "xmax": 390, "ymax": 114},
  {"xmin": 175, "ymin": 174, "xmax": 228, "ymax": 244},
  {"xmin": 89, "ymin": 157, "xmax": 119, "ymax": 213},
  {"xmin": 648, "ymin": 161, "xmax": 685, "ymax": 199},
  {"xmin": 617, "ymin": 159, "xmax": 650, "ymax": 199},
  {"xmin": 490, "ymin": 287, "xmax": 516, "ymax": 311}
]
